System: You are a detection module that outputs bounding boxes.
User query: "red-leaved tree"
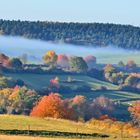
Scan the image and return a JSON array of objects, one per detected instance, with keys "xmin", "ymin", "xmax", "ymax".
[
  {"xmin": 84, "ymin": 55, "xmax": 96, "ymax": 70},
  {"xmin": 57, "ymin": 54, "xmax": 69, "ymax": 68},
  {"xmin": 30, "ymin": 93, "xmax": 76, "ymax": 120}
]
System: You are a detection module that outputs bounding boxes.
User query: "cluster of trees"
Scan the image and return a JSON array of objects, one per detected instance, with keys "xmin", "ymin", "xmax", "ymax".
[
  {"xmin": 0, "ymin": 51, "xmax": 96, "ymax": 74},
  {"xmin": 43, "ymin": 50, "xmax": 96, "ymax": 72},
  {"xmin": 0, "ymin": 84, "xmax": 140, "ymax": 133},
  {"xmin": 120, "ymin": 73, "xmax": 140, "ymax": 92},
  {"xmin": 0, "ymin": 71, "xmax": 120, "ymax": 122},
  {"xmin": 0, "ymin": 19, "xmax": 140, "ymax": 49},
  {"xmin": 117, "ymin": 60, "xmax": 138, "ymax": 73},
  {"xmin": 87, "ymin": 100, "xmax": 140, "ymax": 137},
  {"xmin": 1, "ymin": 51, "xmax": 140, "ymax": 93},
  {"xmin": 87, "ymin": 59, "xmax": 140, "ymax": 86},
  {"xmin": 103, "ymin": 64, "xmax": 140, "ymax": 92},
  {"xmin": 31, "ymin": 93, "xmax": 116, "ymax": 121},
  {"xmin": 88, "ymin": 118, "xmax": 140, "ymax": 137},
  {"xmin": 103, "ymin": 64, "xmax": 126, "ymax": 85},
  {"xmin": 1, "ymin": 51, "xmax": 139, "ymax": 78},
  {"xmin": 0, "ymin": 86, "xmax": 38, "ymax": 114},
  {"xmin": 0, "ymin": 53, "xmax": 23, "ymax": 70},
  {"xmin": 30, "ymin": 91, "xmax": 140, "ymax": 130}
]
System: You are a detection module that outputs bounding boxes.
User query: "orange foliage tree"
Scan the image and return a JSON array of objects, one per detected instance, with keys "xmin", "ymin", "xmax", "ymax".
[
  {"xmin": 30, "ymin": 94, "xmax": 117, "ymax": 121},
  {"xmin": 128, "ymin": 100, "xmax": 140, "ymax": 127},
  {"xmin": 30, "ymin": 93, "xmax": 76, "ymax": 120}
]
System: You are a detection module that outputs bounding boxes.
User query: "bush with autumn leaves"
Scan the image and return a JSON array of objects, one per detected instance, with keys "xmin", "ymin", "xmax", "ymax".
[
  {"xmin": 87, "ymin": 98, "xmax": 140, "ymax": 137},
  {"xmin": 30, "ymin": 93, "xmax": 116, "ymax": 121},
  {"xmin": 0, "ymin": 86, "xmax": 38, "ymax": 114},
  {"xmin": 87, "ymin": 119, "xmax": 140, "ymax": 137},
  {"xmin": 129, "ymin": 101, "xmax": 140, "ymax": 128}
]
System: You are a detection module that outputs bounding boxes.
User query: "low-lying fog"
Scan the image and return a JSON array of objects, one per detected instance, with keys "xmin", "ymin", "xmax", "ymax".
[{"xmin": 0, "ymin": 35, "xmax": 140, "ymax": 64}]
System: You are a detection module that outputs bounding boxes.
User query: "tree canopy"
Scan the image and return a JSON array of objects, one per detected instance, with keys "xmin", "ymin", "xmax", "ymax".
[{"xmin": 0, "ymin": 19, "xmax": 139, "ymax": 50}]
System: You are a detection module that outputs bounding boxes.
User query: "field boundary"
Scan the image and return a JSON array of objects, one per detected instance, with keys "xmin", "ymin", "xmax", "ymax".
[{"xmin": 0, "ymin": 129, "xmax": 109, "ymax": 139}]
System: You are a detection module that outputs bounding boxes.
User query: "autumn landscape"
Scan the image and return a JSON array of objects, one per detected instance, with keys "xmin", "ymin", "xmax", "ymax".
[{"xmin": 0, "ymin": 0, "xmax": 140, "ymax": 140}]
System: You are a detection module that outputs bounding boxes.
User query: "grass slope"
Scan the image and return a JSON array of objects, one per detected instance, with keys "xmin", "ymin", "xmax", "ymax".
[
  {"xmin": 4, "ymin": 73, "xmax": 117, "ymax": 90},
  {"xmin": 0, "ymin": 115, "xmax": 107, "ymax": 139},
  {"xmin": 5, "ymin": 73, "xmax": 140, "ymax": 103},
  {"xmin": 0, "ymin": 115, "xmax": 140, "ymax": 140},
  {"xmin": 0, "ymin": 115, "xmax": 93, "ymax": 133}
]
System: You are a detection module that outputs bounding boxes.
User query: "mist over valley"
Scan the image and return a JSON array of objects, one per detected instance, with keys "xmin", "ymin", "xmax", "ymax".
[{"xmin": 0, "ymin": 36, "xmax": 139, "ymax": 64}]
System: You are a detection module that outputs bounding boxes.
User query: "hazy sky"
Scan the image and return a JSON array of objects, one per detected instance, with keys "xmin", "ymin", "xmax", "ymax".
[{"xmin": 0, "ymin": 0, "xmax": 140, "ymax": 26}]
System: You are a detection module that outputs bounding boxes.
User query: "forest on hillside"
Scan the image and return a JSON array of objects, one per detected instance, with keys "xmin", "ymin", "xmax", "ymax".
[{"xmin": 0, "ymin": 19, "xmax": 140, "ymax": 50}]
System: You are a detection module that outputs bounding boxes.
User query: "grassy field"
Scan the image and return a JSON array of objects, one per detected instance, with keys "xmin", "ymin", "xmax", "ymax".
[
  {"xmin": 0, "ymin": 115, "xmax": 140, "ymax": 140},
  {"xmin": 0, "ymin": 115, "xmax": 94, "ymax": 133},
  {"xmin": 4, "ymin": 73, "xmax": 140, "ymax": 104},
  {"xmin": 4, "ymin": 73, "xmax": 118, "ymax": 90},
  {"xmin": 0, "ymin": 115, "xmax": 108, "ymax": 139}
]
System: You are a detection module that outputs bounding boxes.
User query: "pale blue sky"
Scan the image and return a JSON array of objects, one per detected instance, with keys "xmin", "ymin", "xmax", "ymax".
[{"xmin": 0, "ymin": 0, "xmax": 140, "ymax": 26}]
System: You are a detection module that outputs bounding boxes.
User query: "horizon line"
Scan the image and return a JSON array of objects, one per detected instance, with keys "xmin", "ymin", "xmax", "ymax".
[{"xmin": 0, "ymin": 19, "xmax": 139, "ymax": 28}]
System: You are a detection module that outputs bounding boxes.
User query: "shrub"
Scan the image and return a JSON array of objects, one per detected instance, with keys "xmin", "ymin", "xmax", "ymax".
[{"xmin": 88, "ymin": 119, "xmax": 140, "ymax": 137}]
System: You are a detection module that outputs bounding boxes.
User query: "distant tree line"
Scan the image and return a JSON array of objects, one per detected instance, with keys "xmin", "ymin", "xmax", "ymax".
[
  {"xmin": 0, "ymin": 19, "xmax": 140, "ymax": 49},
  {"xmin": 1, "ymin": 50, "xmax": 140, "ymax": 93}
]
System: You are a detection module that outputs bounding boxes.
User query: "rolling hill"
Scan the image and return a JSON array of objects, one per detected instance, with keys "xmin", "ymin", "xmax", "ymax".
[
  {"xmin": 0, "ymin": 19, "xmax": 140, "ymax": 50},
  {"xmin": 0, "ymin": 115, "xmax": 139, "ymax": 140},
  {"xmin": 4, "ymin": 73, "xmax": 140, "ymax": 104}
]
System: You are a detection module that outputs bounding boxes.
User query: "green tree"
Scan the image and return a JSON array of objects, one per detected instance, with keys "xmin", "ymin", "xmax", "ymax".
[
  {"xmin": 10, "ymin": 58, "xmax": 23, "ymax": 69},
  {"xmin": 70, "ymin": 56, "xmax": 88, "ymax": 73}
]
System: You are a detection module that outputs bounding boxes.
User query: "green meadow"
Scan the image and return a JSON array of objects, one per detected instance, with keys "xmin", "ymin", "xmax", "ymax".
[{"xmin": 4, "ymin": 73, "xmax": 140, "ymax": 104}]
